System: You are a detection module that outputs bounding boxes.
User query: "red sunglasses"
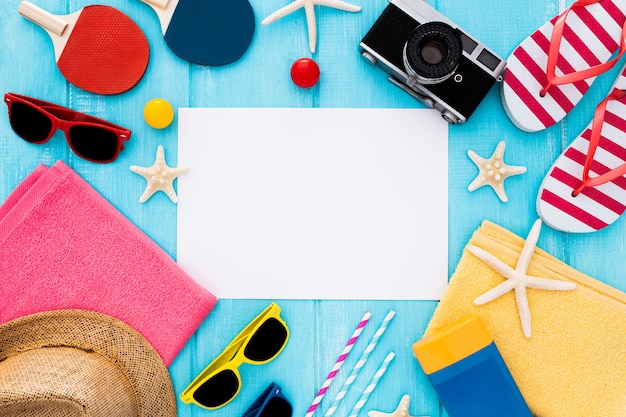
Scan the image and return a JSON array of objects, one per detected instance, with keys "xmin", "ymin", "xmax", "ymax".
[{"xmin": 4, "ymin": 92, "xmax": 131, "ymax": 163}]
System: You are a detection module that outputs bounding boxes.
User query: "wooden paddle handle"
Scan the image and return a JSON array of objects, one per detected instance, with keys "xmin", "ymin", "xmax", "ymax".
[
  {"xmin": 18, "ymin": 1, "xmax": 67, "ymax": 36},
  {"xmin": 141, "ymin": 0, "xmax": 170, "ymax": 10}
]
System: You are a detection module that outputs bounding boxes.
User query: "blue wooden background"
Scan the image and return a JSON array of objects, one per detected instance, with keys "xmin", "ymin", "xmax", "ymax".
[{"xmin": 2, "ymin": 0, "xmax": 626, "ymax": 416}]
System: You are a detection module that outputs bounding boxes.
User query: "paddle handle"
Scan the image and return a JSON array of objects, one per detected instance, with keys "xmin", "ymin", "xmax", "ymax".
[
  {"xmin": 141, "ymin": 0, "xmax": 170, "ymax": 10},
  {"xmin": 18, "ymin": 1, "xmax": 67, "ymax": 36}
]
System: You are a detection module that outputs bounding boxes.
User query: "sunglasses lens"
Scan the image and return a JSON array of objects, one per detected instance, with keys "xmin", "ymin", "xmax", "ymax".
[
  {"xmin": 10, "ymin": 101, "xmax": 53, "ymax": 143},
  {"xmin": 192, "ymin": 369, "xmax": 239, "ymax": 408},
  {"xmin": 244, "ymin": 318, "xmax": 288, "ymax": 362},
  {"xmin": 259, "ymin": 396, "xmax": 293, "ymax": 417},
  {"xmin": 67, "ymin": 125, "xmax": 119, "ymax": 162}
]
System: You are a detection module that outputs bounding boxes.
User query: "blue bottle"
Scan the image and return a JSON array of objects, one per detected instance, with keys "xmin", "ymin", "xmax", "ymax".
[{"xmin": 412, "ymin": 315, "xmax": 532, "ymax": 417}]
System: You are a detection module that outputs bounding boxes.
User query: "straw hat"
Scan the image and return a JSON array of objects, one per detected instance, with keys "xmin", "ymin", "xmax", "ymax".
[{"xmin": 0, "ymin": 309, "xmax": 177, "ymax": 417}]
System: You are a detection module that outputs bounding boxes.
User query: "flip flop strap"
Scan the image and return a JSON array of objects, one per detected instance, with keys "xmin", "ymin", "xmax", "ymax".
[
  {"xmin": 541, "ymin": 0, "xmax": 626, "ymax": 97},
  {"xmin": 572, "ymin": 88, "xmax": 626, "ymax": 196}
]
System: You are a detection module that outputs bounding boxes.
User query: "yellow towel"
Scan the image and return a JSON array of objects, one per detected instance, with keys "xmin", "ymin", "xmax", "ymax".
[{"xmin": 424, "ymin": 220, "xmax": 626, "ymax": 417}]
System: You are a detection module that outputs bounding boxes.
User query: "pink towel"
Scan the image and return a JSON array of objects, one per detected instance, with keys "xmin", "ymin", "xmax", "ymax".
[{"xmin": 0, "ymin": 161, "xmax": 217, "ymax": 366}]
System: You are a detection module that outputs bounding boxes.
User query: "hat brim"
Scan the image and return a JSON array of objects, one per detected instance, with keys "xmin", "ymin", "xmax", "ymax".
[{"xmin": 0, "ymin": 309, "xmax": 177, "ymax": 417}]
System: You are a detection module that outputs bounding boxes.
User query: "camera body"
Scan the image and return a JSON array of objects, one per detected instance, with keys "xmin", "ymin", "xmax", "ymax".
[{"xmin": 359, "ymin": 0, "xmax": 506, "ymax": 124}]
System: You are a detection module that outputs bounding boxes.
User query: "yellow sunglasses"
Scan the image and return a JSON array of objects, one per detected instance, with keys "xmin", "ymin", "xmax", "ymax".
[{"xmin": 180, "ymin": 303, "xmax": 290, "ymax": 409}]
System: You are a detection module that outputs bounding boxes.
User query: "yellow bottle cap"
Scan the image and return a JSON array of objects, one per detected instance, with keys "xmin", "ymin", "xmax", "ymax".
[
  {"xmin": 144, "ymin": 98, "xmax": 175, "ymax": 129},
  {"xmin": 412, "ymin": 315, "xmax": 493, "ymax": 375}
]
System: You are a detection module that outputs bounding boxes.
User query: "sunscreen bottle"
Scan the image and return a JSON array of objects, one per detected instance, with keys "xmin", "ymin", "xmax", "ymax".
[{"xmin": 412, "ymin": 315, "xmax": 532, "ymax": 417}]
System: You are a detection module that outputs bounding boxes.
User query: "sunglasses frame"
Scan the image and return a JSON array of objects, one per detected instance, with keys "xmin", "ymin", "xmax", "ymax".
[
  {"xmin": 242, "ymin": 382, "xmax": 292, "ymax": 417},
  {"xmin": 180, "ymin": 303, "xmax": 290, "ymax": 410},
  {"xmin": 4, "ymin": 92, "xmax": 131, "ymax": 163}
]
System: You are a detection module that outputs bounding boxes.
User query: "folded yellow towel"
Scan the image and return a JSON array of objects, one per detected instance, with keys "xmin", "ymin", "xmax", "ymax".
[{"xmin": 424, "ymin": 220, "xmax": 626, "ymax": 417}]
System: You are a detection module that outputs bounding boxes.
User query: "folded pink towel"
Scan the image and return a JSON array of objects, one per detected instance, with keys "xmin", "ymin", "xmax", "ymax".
[{"xmin": 0, "ymin": 161, "xmax": 217, "ymax": 366}]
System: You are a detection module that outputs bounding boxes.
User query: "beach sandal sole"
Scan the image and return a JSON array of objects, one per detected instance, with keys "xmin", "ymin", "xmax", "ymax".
[
  {"xmin": 502, "ymin": 0, "xmax": 626, "ymax": 132},
  {"xmin": 537, "ymin": 62, "xmax": 626, "ymax": 232}
]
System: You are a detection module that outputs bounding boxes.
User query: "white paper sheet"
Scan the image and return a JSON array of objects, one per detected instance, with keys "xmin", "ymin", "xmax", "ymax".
[{"xmin": 177, "ymin": 108, "xmax": 448, "ymax": 300}]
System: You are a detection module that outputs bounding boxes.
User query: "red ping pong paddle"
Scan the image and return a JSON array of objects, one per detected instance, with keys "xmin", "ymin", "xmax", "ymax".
[
  {"xmin": 18, "ymin": 1, "xmax": 150, "ymax": 95},
  {"xmin": 139, "ymin": 0, "xmax": 255, "ymax": 66}
]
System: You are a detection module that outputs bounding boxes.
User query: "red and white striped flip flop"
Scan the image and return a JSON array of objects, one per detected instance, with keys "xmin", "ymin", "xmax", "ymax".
[
  {"xmin": 537, "ymin": 62, "xmax": 626, "ymax": 232},
  {"xmin": 501, "ymin": 0, "xmax": 626, "ymax": 132}
]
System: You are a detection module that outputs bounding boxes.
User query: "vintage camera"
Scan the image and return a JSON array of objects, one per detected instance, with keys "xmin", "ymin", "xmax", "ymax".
[{"xmin": 359, "ymin": 0, "xmax": 506, "ymax": 124}]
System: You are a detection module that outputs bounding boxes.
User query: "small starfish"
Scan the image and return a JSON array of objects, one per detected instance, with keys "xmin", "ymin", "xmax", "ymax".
[
  {"xmin": 130, "ymin": 145, "xmax": 188, "ymax": 203},
  {"xmin": 262, "ymin": 0, "xmax": 361, "ymax": 53},
  {"xmin": 467, "ymin": 141, "xmax": 526, "ymax": 202},
  {"xmin": 468, "ymin": 219, "xmax": 577, "ymax": 338},
  {"xmin": 368, "ymin": 395, "xmax": 427, "ymax": 417}
]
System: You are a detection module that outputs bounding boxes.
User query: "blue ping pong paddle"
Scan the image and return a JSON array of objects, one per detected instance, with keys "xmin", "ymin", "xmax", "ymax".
[{"xmin": 139, "ymin": 0, "xmax": 255, "ymax": 66}]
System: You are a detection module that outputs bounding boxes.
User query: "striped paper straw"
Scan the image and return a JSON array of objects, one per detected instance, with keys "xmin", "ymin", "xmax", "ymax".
[
  {"xmin": 323, "ymin": 310, "xmax": 396, "ymax": 417},
  {"xmin": 304, "ymin": 311, "xmax": 371, "ymax": 417},
  {"xmin": 347, "ymin": 351, "xmax": 395, "ymax": 417}
]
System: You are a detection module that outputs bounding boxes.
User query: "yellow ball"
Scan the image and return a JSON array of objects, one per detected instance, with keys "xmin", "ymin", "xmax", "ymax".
[{"xmin": 143, "ymin": 98, "xmax": 175, "ymax": 129}]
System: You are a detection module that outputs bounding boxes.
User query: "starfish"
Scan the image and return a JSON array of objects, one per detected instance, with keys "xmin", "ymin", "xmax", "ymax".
[
  {"xmin": 467, "ymin": 219, "xmax": 577, "ymax": 338},
  {"xmin": 262, "ymin": 0, "xmax": 361, "ymax": 53},
  {"xmin": 467, "ymin": 141, "xmax": 526, "ymax": 203},
  {"xmin": 130, "ymin": 145, "xmax": 188, "ymax": 203},
  {"xmin": 368, "ymin": 395, "xmax": 427, "ymax": 417}
]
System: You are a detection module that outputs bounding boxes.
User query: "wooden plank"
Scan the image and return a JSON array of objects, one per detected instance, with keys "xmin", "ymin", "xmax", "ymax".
[{"xmin": 2, "ymin": 1, "xmax": 626, "ymax": 417}]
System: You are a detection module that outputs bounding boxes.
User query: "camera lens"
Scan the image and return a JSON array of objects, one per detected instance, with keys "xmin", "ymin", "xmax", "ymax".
[
  {"xmin": 421, "ymin": 40, "xmax": 447, "ymax": 64},
  {"xmin": 403, "ymin": 22, "xmax": 462, "ymax": 85}
]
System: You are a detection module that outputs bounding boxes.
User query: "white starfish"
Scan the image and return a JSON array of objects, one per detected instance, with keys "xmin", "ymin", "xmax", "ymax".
[
  {"xmin": 130, "ymin": 145, "xmax": 188, "ymax": 203},
  {"xmin": 467, "ymin": 141, "xmax": 526, "ymax": 202},
  {"xmin": 368, "ymin": 395, "xmax": 427, "ymax": 417},
  {"xmin": 262, "ymin": 0, "xmax": 361, "ymax": 53},
  {"xmin": 468, "ymin": 219, "xmax": 577, "ymax": 338}
]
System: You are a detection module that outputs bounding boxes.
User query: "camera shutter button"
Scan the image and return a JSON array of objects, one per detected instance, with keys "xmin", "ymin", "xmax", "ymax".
[{"xmin": 361, "ymin": 51, "xmax": 377, "ymax": 65}]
